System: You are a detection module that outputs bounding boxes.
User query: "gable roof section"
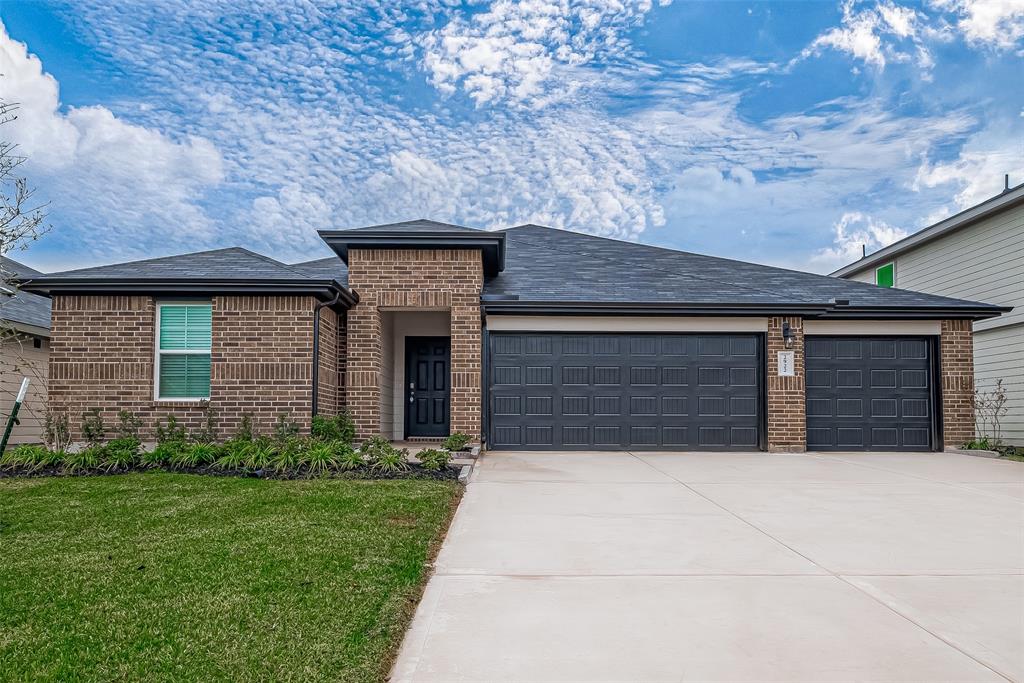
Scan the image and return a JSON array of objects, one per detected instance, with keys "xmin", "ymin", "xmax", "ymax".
[
  {"xmin": 831, "ymin": 182, "xmax": 1024, "ymax": 278},
  {"xmin": 319, "ymin": 218, "xmax": 506, "ymax": 275},
  {"xmin": 19, "ymin": 247, "xmax": 356, "ymax": 307},
  {"xmin": 483, "ymin": 225, "xmax": 1008, "ymax": 319},
  {"xmin": 1, "ymin": 256, "xmax": 51, "ymax": 334},
  {"xmin": 290, "ymin": 256, "xmax": 348, "ymax": 286}
]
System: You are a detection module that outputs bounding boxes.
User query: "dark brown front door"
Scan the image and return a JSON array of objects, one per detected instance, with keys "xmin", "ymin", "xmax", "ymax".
[{"xmin": 405, "ymin": 336, "xmax": 451, "ymax": 438}]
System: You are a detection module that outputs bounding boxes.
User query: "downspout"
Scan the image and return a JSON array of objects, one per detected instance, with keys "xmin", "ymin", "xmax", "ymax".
[{"xmin": 312, "ymin": 291, "xmax": 342, "ymax": 418}]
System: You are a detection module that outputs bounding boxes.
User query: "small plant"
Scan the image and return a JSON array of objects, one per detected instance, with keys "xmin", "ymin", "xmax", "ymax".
[
  {"xmin": 193, "ymin": 405, "xmax": 218, "ymax": 444},
  {"xmin": 155, "ymin": 416, "xmax": 187, "ymax": 445},
  {"xmin": 234, "ymin": 414, "xmax": 254, "ymax": 442},
  {"xmin": 418, "ymin": 448, "xmax": 452, "ymax": 472},
  {"xmin": 244, "ymin": 438, "xmax": 275, "ymax": 471},
  {"xmin": 81, "ymin": 409, "xmax": 106, "ymax": 445},
  {"xmin": 63, "ymin": 446, "xmax": 102, "ymax": 474},
  {"xmin": 169, "ymin": 443, "xmax": 219, "ymax": 469},
  {"xmin": 100, "ymin": 438, "xmax": 140, "ymax": 472},
  {"xmin": 44, "ymin": 410, "xmax": 71, "ymax": 452},
  {"xmin": 361, "ymin": 437, "xmax": 409, "ymax": 474},
  {"xmin": 116, "ymin": 410, "xmax": 142, "ymax": 440},
  {"xmin": 140, "ymin": 442, "xmax": 179, "ymax": 468},
  {"xmin": 1, "ymin": 444, "xmax": 56, "ymax": 472},
  {"xmin": 274, "ymin": 413, "xmax": 299, "ymax": 442},
  {"xmin": 334, "ymin": 412, "xmax": 356, "ymax": 445},
  {"xmin": 335, "ymin": 444, "xmax": 364, "ymax": 471},
  {"xmin": 215, "ymin": 439, "xmax": 253, "ymax": 470},
  {"xmin": 305, "ymin": 441, "xmax": 339, "ymax": 476},
  {"xmin": 972, "ymin": 379, "xmax": 1008, "ymax": 446},
  {"xmin": 441, "ymin": 432, "xmax": 471, "ymax": 452},
  {"xmin": 311, "ymin": 415, "xmax": 338, "ymax": 440},
  {"xmin": 269, "ymin": 440, "xmax": 305, "ymax": 474}
]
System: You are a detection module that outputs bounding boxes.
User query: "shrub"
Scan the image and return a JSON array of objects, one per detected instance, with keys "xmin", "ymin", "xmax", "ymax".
[
  {"xmin": 335, "ymin": 444, "xmax": 364, "ymax": 471},
  {"xmin": 305, "ymin": 441, "xmax": 339, "ymax": 476},
  {"xmin": 116, "ymin": 410, "xmax": 142, "ymax": 440},
  {"xmin": 155, "ymin": 416, "xmax": 187, "ymax": 445},
  {"xmin": 274, "ymin": 413, "xmax": 300, "ymax": 442},
  {"xmin": 63, "ymin": 446, "xmax": 103, "ymax": 474},
  {"xmin": 964, "ymin": 437, "xmax": 996, "ymax": 451},
  {"xmin": 441, "ymin": 432, "xmax": 471, "ymax": 452},
  {"xmin": 169, "ymin": 443, "xmax": 219, "ymax": 469},
  {"xmin": 310, "ymin": 413, "xmax": 356, "ymax": 444},
  {"xmin": 44, "ymin": 410, "xmax": 71, "ymax": 452},
  {"xmin": 418, "ymin": 448, "xmax": 452, "ymax": 472},
  {"xmin": 81, "ymin": 409, "xmax": 106, "ymax": 445},
  {"xmin": 100, "ymin": 438, "xmax": 140, "ymax": 472},
  {"xmin": 361, "ymin": 437, "xmax": 409, "ymax": 474},
  {"xmin": 234, "ymin": 414, "xmax": 254, "ymax": 442},
  {"xmin": 193, "ymin": 405, "xmax": 218, "ymax": 444}
]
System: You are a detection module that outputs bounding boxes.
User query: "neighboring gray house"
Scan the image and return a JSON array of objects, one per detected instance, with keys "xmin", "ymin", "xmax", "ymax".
[
  {"xmin": 0, "ymin": 256, "xmax": 51, "ymax": 445},
  {"xmin": 832, "ymin": 183, "xmax": 1023, "ymax": 445}
]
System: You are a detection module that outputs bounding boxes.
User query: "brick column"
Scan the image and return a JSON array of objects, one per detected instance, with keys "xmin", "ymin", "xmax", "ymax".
[
  {"xmin": 450, "ymin": 303, "xmax": 482, "ymax": 437},
  {"xmin": 345, "ymin": 302, "xmax": 382, "ymax": 439},
  {"xmin": 940, "ymin": 319, "xmax": 975, "ymax": 448},
  {"xmin": 766, "ymin": 316, "xmax": 806, "ymax": 452}
]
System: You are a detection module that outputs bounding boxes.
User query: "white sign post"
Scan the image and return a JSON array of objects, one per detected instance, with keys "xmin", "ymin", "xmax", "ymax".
[{"xmin": 777, "ymin": 351, "xmax": 795, "ymax": 377}]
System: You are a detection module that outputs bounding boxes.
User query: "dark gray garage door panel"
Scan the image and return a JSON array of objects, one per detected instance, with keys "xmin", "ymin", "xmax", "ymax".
[
  {"xmin": 488, "ymin": 333, "xmax": 762, "ymax": 450},
  {"xmin": 805, "ymin": 336, "xmax": 934, "ymax": 451}
]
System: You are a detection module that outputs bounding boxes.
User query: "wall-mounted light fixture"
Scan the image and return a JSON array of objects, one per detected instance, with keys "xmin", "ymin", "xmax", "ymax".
[{"xmin": 782, "ymin": 321, "xmax": 794, "ymax": 349}]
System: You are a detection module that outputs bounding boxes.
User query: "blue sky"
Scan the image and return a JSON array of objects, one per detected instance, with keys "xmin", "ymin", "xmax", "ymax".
[{"xmin": 0, "ymin": 0, "xmax": 1021, "ymax": 274}]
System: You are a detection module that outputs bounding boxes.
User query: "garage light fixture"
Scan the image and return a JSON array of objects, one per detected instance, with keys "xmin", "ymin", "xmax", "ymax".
[{"xmin": 782, "ymin": 321, "xmax": 795, "ymax": 348}]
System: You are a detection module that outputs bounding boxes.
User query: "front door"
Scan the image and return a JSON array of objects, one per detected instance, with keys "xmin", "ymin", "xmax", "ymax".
[{"xmin": 405, "ymin": 336, "xmax": 451, "ymax": 438}]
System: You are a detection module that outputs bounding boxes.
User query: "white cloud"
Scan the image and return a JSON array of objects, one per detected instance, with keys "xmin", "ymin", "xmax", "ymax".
[
  {"xmin": 0, "ymin": 22, "xmax": 223, "ymax": 256},
  {"xmin": 420, "ymin": 0, "xmax": 670, "ymax": 107},
  {"xmin": 811, "ymin": 211, "xmax": 909, "ymax": 271},
  {"xmin": 929, "ymin": 0, "xmax": 1024, "ymax": 48},
  {"xmin": 800, "ymin": 0, "xmax": 930, "ymax": 70}
]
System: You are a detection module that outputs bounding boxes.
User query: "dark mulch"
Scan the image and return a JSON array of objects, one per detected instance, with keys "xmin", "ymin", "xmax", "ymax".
[{"xmin": 0, "ymin": 463, "xmax": 461, "ymax": 481}]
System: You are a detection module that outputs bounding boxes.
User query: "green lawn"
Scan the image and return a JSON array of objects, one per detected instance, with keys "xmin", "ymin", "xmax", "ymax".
[{"xmin": 0, "ymin": 473, "xmax": 460, "ymax": 682}]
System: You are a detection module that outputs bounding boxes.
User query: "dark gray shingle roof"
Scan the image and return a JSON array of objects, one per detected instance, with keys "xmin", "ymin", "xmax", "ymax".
[
  {"xmin": 345, "ymin": 219, "xmax": 486, "ymax": 234},
  {"xmin": 35, "ymin": 247, "xmax": 313, "ymax": 281},
  {"xmin": 290, "ymin": 256, "xmax": 348, "ymax": 286},
  {"xmin": 484, "ymin": 224, "xmax": 1003, "ymax": 311},
  {"xmin": 1, "ymin": 256, "xmax": 51, "ymax": 332}
]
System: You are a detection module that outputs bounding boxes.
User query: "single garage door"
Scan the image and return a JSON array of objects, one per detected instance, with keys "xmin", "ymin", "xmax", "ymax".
[
  {"xmin": 805, "ymin": 336, "xmax": 936, "ymax": 451},
  {"xmin": 487, "ymin": 333, "xmax": 762, "ymax": 450}
]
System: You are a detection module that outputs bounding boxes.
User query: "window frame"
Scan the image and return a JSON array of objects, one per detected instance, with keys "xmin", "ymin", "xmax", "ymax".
[
  {"xmin": 154, "ymin": 300, "xmax": 213, "ymax": 401},
  {"xmin": 875, "ymin": 261, "xmax": 896, "ymax": 288}
]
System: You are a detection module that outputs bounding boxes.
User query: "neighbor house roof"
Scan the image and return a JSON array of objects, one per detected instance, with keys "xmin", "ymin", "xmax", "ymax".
[
  {"xmin": 19, "ymin": 247, "xmax": 356, "ymax": 307},
  {"xmin": 481, "ymin": 225, "xmax": 1008, "ymax": 319},
  {"xmin": 319, "ymin": 218, "xmax": 506, "ymax": 275},
  {"xmin": 830, "ymin": 182, "xmax": 1024, "ymax": 278},
  {"xmin": 1, "ymin": 256, "xmax": 51, "ymax": 336}
]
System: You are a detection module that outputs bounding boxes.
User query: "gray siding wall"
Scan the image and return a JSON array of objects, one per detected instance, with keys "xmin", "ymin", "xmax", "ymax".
[
  {"xmin": 842, "ymin": 202, "xmax": 1024, "ymax": 444},
  {"xmin": 0, "ymin": 335, "xmax": 49, "ymax": 445}
]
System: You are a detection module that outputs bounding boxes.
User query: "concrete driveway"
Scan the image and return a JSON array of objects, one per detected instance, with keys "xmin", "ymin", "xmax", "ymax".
[{"xmin": 392, "ymin": 451, "xmax": 1024, "ymax": 682}]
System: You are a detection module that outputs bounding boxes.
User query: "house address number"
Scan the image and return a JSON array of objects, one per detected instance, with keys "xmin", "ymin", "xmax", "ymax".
[{"xmin": 777, "ymin": 351, "xmax": 795, "ymax": 377}]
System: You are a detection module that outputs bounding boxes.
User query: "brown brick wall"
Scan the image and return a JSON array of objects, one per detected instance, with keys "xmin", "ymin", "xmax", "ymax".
[
  {"xmin": 767, "ymin": 316, "xmax": 806, "ymax": 452},
  {"xmin": 346, "ymin": 248, "xmax": 483, "ymax": 441},
  {"xmin": 940, "ymin": 319, "xmax": 975, "ymax": 448},
  {"xmin": 49, "ymin": 294, "xmax": 319, "ymax": 441},
  {"xmin": 315, "ymin": 307, "xmax": 341, "ymax": 417}
]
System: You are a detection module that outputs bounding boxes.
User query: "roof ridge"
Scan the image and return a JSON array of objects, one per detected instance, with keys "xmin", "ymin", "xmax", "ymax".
[
  {"xmin": 228, "ymin": 247, "xmax": 317, "ymax": 279},
  {"xmin": 504, "ymin": 228, "xmax": 818, "ymax": 304},
  {"xmin": 43, "ymin": 246, "xmax": 256, "ymax": 276}
]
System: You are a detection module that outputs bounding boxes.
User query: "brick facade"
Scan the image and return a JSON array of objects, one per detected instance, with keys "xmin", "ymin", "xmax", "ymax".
[
  {"xmin": 940, "ymin": 319, "xmax": 975, "ymax": 447},
  {"xmin": 766, "ymin": 316, "xmax": 806, "ymax": 452},
  {"xmin": 345, "ymin": 248, "xmax": 483, "ymax": 441},
  {"xmin": 49, "ymin": 294, "xmax": 324, "ymax": 441}
]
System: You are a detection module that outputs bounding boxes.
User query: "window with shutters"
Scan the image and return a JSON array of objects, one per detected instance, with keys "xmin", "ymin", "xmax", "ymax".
[
  {"xmin": 875, "ymin": 262, "xmax": 895, "ymax": 288},
  {"xmin": 155, "ymin": 302, "xmax": 212, "ymax": 400}
]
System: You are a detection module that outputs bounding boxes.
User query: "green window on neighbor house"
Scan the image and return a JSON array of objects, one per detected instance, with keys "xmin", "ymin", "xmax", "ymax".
[
  {"xmin": 156, "ymin": 303, "xmax": 212, "ymax": 399},
  {"xmin": 876, "ymin": 262, "xmax": 895, "ymax": 288}
]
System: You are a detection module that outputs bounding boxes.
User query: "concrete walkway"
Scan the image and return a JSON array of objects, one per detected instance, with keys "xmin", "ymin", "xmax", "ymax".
[{"xmin": 392, "ymin": 451, "xmax": 1024, "ymax": 682}]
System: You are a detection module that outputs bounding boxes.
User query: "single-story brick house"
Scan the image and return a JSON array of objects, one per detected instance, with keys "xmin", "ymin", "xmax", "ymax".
[{"xmin": 21, "ymin": 220, "xmax": 1010, "ymax": 452}]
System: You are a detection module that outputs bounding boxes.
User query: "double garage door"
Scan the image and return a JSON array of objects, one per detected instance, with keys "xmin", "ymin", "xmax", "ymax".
[
  {"xmin": 488, "ymin": 333, "xmax": 762, "ymax": 450},
  {"xmin": 487, "ymin": 332, "xmax": 938, "ymax": 452}
]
